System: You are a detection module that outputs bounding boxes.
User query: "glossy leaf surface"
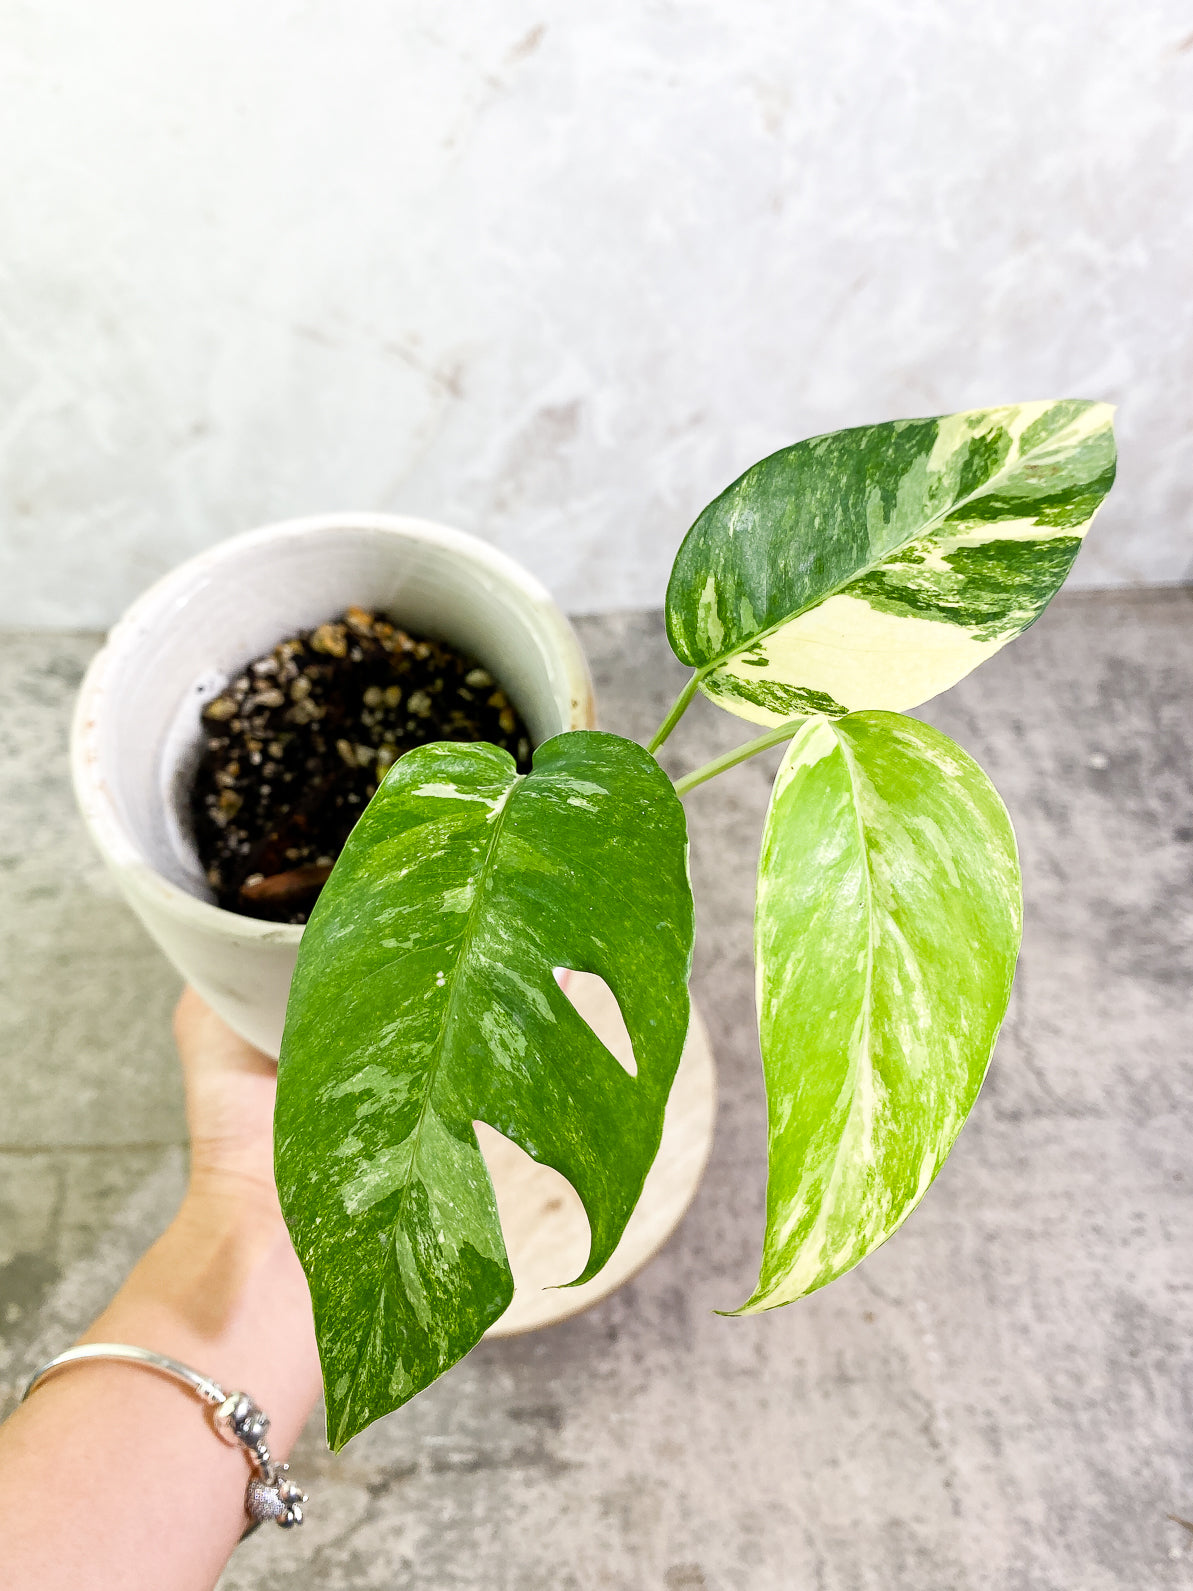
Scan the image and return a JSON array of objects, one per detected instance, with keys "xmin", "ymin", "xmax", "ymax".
[
  {"xmin": 666, "ymin": 401, "xmax": 1116, "ymax": 724},
  {"xmin": 737, "ymin": 712, "xmax": 1021, "ymax": 1313},
  {"xmin": 275, "ymin": 732, "xmax": 693, "ymax": 1447}
]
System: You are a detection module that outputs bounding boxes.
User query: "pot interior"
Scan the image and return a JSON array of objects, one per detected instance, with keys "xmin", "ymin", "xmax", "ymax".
[{"xmin": 85, "ymin": 519, "xmax": 589, "ymax": 905}]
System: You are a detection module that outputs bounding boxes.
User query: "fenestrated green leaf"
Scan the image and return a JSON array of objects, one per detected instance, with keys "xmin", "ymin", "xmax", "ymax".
[
  {"xmin": 666, "ymin": 400, "xmax": 1116, "ymax": 725},
  {"xmin": 734, "ymin": 711, "xmax": 1021, "ymax": 1313},
  {"xmin": 275, "ymin": 731, "xmax": 694, "ymax": 1448}
]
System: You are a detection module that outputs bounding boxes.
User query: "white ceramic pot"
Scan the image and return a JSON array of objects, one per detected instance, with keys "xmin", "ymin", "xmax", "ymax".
[{"xmin": 71, "ymin": 513, "xmax": 595, "ymax": 1056}]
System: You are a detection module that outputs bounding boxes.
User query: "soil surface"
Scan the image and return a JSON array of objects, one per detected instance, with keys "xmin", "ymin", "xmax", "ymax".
[{"xmin": 190, "ymin": 606, "xmax": 533, "ymax": 924}]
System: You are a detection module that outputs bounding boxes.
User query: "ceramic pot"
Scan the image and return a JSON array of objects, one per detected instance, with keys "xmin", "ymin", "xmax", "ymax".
[{"xmin": 70, "ymin": 513, "xmax": 595, "ymax": 1056}]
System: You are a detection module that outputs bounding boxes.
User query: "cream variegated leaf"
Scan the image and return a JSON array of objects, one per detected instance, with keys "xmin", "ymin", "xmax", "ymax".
[
  {"xmin": 667, "ymin": 401, "xmax": 1116, "ymax": 724},
  {"xmin": 275, "ymin": 732, "xmax": 694, "ymax": 1449},
  {"xmin": 735, "ymin": 711, "xmax": 1021, "ymax": 1313}
]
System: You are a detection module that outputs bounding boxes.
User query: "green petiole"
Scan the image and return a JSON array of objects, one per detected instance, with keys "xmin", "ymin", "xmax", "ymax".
[{"xmin": 672, "ymin": 718, "xmax": 806, "ymax": 797}]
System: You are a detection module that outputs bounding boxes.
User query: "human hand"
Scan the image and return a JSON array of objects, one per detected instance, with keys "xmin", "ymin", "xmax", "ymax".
[
  {"xmin": 87, "ymin": 988, "xmax": 317, "ymax": 1356},
  {"xmin": 173, "ymin": 986, "xmax": 283, "ymax": 1210}
]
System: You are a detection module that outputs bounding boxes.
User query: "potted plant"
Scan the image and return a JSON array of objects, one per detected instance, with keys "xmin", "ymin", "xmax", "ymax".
[
  {"xmin": 77, "ymin": 399, "xmax": 1117, "ymax": 1458},
  {"xmin": 71, "ymin": 514, "xmax": 715, "ymax": 1324}
]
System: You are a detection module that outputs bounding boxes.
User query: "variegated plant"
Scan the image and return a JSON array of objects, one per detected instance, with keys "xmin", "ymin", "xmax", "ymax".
[{"xmin": 276, "ymin": 400, "xmax": 1115, "ymax": 1448}]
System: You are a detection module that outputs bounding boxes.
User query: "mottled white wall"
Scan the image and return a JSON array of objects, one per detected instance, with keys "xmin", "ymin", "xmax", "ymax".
[{"xmin": 1, "ymin": 0, "xmax": 1190, "ymax": 625}]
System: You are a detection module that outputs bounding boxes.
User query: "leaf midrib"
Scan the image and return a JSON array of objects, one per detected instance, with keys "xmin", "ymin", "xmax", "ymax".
[
  {"xmin": 756, "ymin": 720, "xmax": 879, "ymax": 1306},
  {"xmin": 334, "ymin": 773, "xmax": 521, "ymax": 1443},
  {"xmin": 835, "ymin": 725, "xmax": 877, "ymax": 1128},
  {"xmin": 794, "ymin": 726, "xmax": 877, "ymax": 1277}
]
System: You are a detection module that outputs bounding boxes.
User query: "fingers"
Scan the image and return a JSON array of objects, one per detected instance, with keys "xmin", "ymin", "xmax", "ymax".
[
  {"xmin": 173, "ymin": 987, "xmax": 277, "ymax": 1084},
  {"xmin": 173, "ymin": 988, "xmax": 281, "ymax": 1200}
]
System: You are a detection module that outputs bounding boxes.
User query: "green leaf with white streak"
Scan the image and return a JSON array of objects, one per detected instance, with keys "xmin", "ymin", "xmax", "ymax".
[
  {"xmin": 735, "ymin": 711, "xmax": 1021, "ymax": 1313},
  {"xmin": 275, "ymin": 731, "xmax": 694, "ymax": 1448},
  {"xmin": 666, "ymin": 400, "xmax": 1116, "ymax": 725}
]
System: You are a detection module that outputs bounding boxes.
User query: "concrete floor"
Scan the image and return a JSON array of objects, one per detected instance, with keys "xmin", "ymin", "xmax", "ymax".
[{"xmin": 1, "ymin": 590, "xmax": 1191, "ymax": 1590}]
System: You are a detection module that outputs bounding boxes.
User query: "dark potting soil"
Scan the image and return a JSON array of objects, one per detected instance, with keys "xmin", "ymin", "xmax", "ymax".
[{"xmin": 190, "ymin": 606, "xmax": 533, "ymax": 925}]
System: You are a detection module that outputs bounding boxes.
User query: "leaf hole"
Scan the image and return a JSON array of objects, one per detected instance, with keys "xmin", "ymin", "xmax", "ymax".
[
  {"xmin": 554, "ymin": 968, "xmax": 638, "ymax": 1077},
  {"xmin": 472, "ymin": 1121, "xmax": 592, "ymax": 1292}
]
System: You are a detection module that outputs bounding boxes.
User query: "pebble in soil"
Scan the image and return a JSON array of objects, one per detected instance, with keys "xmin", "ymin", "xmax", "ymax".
[{"xmin": 190, "ymin": 605, "xmax": 534, "ymax": 925}]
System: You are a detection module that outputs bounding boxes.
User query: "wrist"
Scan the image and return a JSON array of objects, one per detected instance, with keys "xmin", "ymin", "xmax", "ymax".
[
  {"xmin": 186, "ymin": 1142, "xmax": 286, "ymax": 1217},
  {"xmin": 81, "ymin": 1185, "xmax": 322, "ymax": 1442},
  {"xmin": 181, "ymin": 1160, "xmax": 289, "ymax": 1246}
]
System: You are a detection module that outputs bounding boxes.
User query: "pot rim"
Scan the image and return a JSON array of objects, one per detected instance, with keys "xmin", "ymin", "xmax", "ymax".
[{"xmin": 71, "ymin": 511, "xmax": 596, "ymax": 948}]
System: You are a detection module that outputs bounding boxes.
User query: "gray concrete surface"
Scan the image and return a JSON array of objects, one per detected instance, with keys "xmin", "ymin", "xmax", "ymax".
[{"xmin": 1, "ymin": 590, "xmax": 1191, "ymax": 1590}]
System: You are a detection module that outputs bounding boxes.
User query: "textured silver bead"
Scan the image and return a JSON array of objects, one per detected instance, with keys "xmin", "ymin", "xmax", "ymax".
[
  {"xmin": 246, "ymin": 1479, "xmax": 286, "ymax": 1522},
  {"xmin": 246, "ymin": 1466, "xmax": 306, "ymax": 1527}
]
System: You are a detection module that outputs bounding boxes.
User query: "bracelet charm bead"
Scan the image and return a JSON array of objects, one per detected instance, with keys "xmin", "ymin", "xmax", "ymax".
[
  {"xmin": 214, "ymin": 1389, "xmax": 306, "ymax": 1527},
  {"xmin": 247, "ymin": 1470, "xmax": 306, "ymax": 1524}
]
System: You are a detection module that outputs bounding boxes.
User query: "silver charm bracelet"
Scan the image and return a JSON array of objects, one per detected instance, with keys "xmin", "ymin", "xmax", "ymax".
[{"xmin": 22, "ymin": 1344, "xmax": 308, "ymax": 1530}]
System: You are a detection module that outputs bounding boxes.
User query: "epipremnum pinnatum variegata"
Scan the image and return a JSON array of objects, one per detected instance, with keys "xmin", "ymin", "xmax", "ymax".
[
  {"xmin": 274, "ymin": 398, "xmax": 1114, "ymax": 1449},
  {"xmin": 275, "ymin": 732, "xmax": 693, "ymax": 1450},
  {"xmin": 737, "ymin": 712, "xmax": 1022, "ymax": 1313},
  {"xmin": 664, "ymin": 400, "xmax": 1116, "ymax": 725}
]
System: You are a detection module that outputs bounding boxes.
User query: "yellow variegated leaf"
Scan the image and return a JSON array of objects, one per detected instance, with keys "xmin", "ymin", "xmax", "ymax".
[
  {"xmin": 667, "ymin": 401, "xmax": 1116, "ymax": 724},
  {"xmin": 734, "ymin": 712, "xmax": 1021, "ymax": 1313}
]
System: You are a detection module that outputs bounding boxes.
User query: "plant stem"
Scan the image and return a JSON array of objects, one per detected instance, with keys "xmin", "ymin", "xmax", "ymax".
[
  {"xmin": 672, "ymin": 718, "xmax": 806, "ymax": 797},
  {"xmin": 647, "ymin": 673, "xmax": 701, "ymax": 753}
]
